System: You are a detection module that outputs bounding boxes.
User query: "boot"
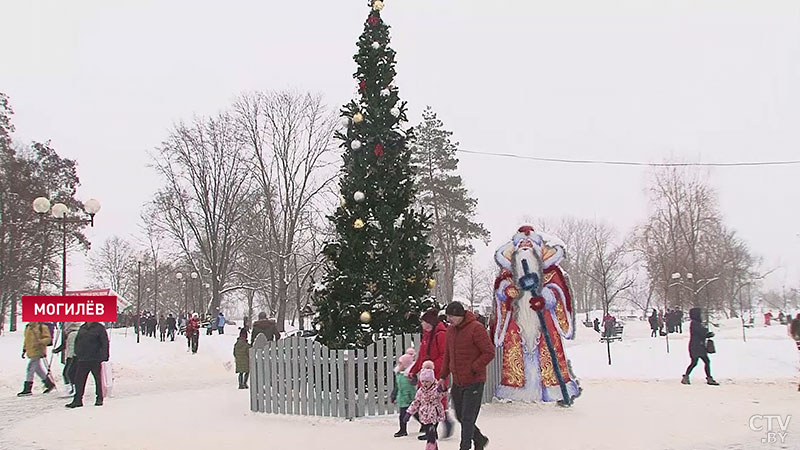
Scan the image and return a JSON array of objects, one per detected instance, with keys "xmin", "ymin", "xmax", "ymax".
[
  {"xmin": 95, "ymin": 397, "xmax": 103, "ymax": 406},
  {"xmin": 681, "ymin": 374, "xmax": 690, "ymax": 385},
  {"xmin": 706, "ymin": 377, "xmax": 719, "ymax": 386},
  {"xmin": 43, "ymin": 377, "xmax": 56, "ymax": 394},
  {"xmin": 394, "ymin": 430, "xmax": 408, "ymax": 438},
  {"xmin": 475, "ymin": 434, "xmax": 490, "ymax": 450},
  {"xmin": 65, "ymin": 400, "xmax": 83, "ymax": 408},
  {"xmin": 17, "ymin": 382, "xmax": 33, "ymax": 397}
]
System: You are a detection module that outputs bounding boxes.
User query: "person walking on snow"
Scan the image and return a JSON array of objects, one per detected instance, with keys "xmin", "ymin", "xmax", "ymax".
[
  {"xmin": 439, "ymin": 302, "xmax": 495, "ymax": 450},
  {"xmin": 53, "ymin": 321, "xmax": 82, "ymax": 397},
  {"xmin": 166, "ymin": 314, "xmax": 177, "ymax": 341},
  {"xmin": 251, "ymin": 312, "xmax": 281, "ymax": 344},
  {"xmin": 17, "ymin": 321, "xmax": 56, "ymax": 397},
  {"xmin": 788, "ymin": 314, "xmax": 800, "ymax": 391},
  {"xmin": 391, "ymin": 353, "xmax": 418, "ymax": 437},
  {"xmin": 159, "ymin": 314, "xmax": 167, "ymax": 342},
  {"xmin": 186, "ymin": 313, "xmax": 200, "ymax": 354},
  {"xmin": 233, "ymin": 328, "xmax": 250, "ymax": 389},
  {"xmin": 409, "ymin": 308, "xmax": 453, "ymax": 440},
  {"xmin": 406, "ymin": 362, "xmax": 446, "ymax": 450},
  {"xmin": 681, "ymin": 307, "xmax": 719, "ymax": 386},
  {"xmin": 66, "ymin": 321, "xmax": 110, "ymax": 408},
  {"xmin": 217, "ymin": 312, "xmax": 226, "ymax": 335},
  {"xmin": 649, "ymin": 309, "xmax": 659, "ymax": 338}
]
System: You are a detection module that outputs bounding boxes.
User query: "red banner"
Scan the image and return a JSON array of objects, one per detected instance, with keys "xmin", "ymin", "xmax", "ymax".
[{"xmin": 22, "ymin": 296, "xmax": 118, "ymax": 322}]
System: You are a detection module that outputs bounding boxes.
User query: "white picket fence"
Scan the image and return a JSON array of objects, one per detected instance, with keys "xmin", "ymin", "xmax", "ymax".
[{"xmin": 249, "ymin": 333, "xmax": 503, "ymax": 419}]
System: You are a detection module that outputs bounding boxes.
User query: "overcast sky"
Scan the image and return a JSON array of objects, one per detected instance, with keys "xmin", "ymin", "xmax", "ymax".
[{"xmin": 2, "ymin": 0, "xmax": 798, "ymax": 293}]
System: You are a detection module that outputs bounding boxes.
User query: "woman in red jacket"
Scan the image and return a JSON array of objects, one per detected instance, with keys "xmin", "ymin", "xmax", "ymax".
[{"xmin": 409, "ymin": 308, "xmax": 453, "ymax": 440}]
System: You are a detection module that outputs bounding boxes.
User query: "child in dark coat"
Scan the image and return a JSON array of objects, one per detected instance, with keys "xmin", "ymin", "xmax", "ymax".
[{"xmin": 233, "ymin": 328, "xmax": 250, "ymax": 389}]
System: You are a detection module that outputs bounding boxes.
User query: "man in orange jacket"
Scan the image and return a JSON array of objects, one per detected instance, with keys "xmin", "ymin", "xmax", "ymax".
[{"xmin": 439, "ymin": 302, "xmax": 494, "ymax": 450}]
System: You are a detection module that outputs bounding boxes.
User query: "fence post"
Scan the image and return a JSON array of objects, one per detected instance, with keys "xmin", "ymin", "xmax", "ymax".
[
  {"xmin": 346, "ymin": 349, "xmax": 356, "ymax": 420},
  {"xmin": 251, "ymin": 334, "xmax": 269, "ymax": 412}
]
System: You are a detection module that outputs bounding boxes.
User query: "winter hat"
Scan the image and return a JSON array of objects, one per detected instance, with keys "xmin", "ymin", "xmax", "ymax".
[
  {"xmin": 421, "ymin": 360, "xmax": 435, "ymax": 370},
  {"xmin": 258, "ymin": 312, "xmax": 267, "ymax": 319},
  {"xmin": 420, "ymin": 309, "xmax": 439, "ymax": 326},
  {"xmin": 445, "ymin": 302, "xmax": 466, "ymax": 317},
  {"xmin": 192, "ymin": 312, "xmax": 199, "ymax": 319},
  {"xmin": 419, "ymin": 368, "xmax": 435, "ymax": 383},
  {"xmin": 397, "ymin": 354, "xmax": 413, "ymax": 369}
]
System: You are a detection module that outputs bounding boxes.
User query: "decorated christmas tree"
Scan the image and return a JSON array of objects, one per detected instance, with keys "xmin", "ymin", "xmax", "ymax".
[{"xmin": 313, "ymin": 0, "xmax": 436, "ymax": 349}]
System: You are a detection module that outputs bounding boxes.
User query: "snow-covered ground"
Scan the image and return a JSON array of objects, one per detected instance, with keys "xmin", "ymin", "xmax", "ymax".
[{"xmin": 0, "ymin": 320, "xmax": 798, "ymax": 450}]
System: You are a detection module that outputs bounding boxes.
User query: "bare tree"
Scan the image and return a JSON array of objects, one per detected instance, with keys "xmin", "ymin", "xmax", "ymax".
[
  {"xmin": 233, "ymin": 91, "xmax": 337, "ymax": 331},
  {"xmin": 87, "ymin": 235, "xmax": 135, "ymax": 297},
  {"xmin": 586, "ymin": 222, "xmax": 634, "ymax": 365},
  {"xmin": 151, "ymin": 113, "xmax": 252, "ymax": 314},
  {"xmin": 460, "ymin": 258, "xmax": 488, "ymax": 312}
]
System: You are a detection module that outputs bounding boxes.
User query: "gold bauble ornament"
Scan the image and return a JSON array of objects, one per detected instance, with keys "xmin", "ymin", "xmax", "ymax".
[
  {"xmin": 353, "ymin": 112, "xmax": 364, "ymax": 124},
  {"xmin": 372, "ymin": 1, "xmax": 384, "ymax": 11},
  {"xmin": 354, "ymin": 218, "xmax": 365, "ymax": 229},
  {"xmin": 427, "ymin": 278, "xmax": 437, "ymax": 290},
  {"xmin": 360, "ymin": 311, "xmax": 372, "ymax": 323}
]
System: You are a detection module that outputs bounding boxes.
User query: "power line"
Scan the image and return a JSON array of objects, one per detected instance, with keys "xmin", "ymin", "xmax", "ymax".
[{"xmin": 456, "ymin": 148, "xmax": 800, "ymax": 167}]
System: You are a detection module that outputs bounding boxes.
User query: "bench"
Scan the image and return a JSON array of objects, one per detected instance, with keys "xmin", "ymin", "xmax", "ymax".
[{"xmin": 600, "ymin": 323, "xmax": 624, "ymax": 343}]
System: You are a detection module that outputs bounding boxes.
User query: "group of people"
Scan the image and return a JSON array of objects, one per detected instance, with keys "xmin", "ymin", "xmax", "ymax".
[
  {"xmin": 17, "ymin": 320, "xmax": 110, "ymax": 408},
  {"xmin": 390, "ymin": 302, "xmax": 494, "ymax": 450},
  {"xmin": 649, "ymin": 308, "xmax": 685, "ymax": 337},
  {"xmin": 232, "ymin": 312, "xmax": 282, "ymax": 388}
]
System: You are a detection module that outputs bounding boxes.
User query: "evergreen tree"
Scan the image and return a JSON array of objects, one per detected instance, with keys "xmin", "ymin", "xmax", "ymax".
[
  {"xmin": 314, "ymin": 0, "xmax": 435, "ymax": 349},
  {"xmin": 410, "ymin": 107, "xmax": 490, "ymax": 304}
]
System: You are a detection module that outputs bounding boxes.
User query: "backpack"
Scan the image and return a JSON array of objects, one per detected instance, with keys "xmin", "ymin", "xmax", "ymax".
[{"xmin": 39, "ymin": 323, "xmax": 53, "ymax": 346}]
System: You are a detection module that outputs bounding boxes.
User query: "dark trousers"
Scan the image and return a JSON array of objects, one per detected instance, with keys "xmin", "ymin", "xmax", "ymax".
[
  {"xmin": 424, "ymin": 423, "xmax": 438, "ymax": 446},
  {"xmin": 685, "ymin": 355, "xmax": 712, "ymax": 378},
  {"xmin": 188, "ymin": 333, "xmax": 199, "ymax": 353},
  {"xmin": 650, "ymin": 329, "xmax": 657, "ymax": 337},
  {"xmin": 218, "ymin": 326, "xmax": 224, "ymax": 335},
  {"xmin": 398, "ymin": 407, "xmax": 410, "ymax": 433},
  {"xmin": 238, "ymin": 372, "xmax": 249, "ymax": 388},
  {"xmin": 73, "ymin": 361, "xmax": 102, "ymax": 404},
  {"xmin": 451, "ymin": 382, "xmax": 486, "ymax": 450},
  {"xmin": 160, "ymin": 330, "xmax": 166, "ymax": 342},
  {"xmin": 63, "ymin": 357, "xmax": 73, "ymax": 385},
  {"xmin": 168, "ymin": 329, "xmax": 175, "ymax": 341}
]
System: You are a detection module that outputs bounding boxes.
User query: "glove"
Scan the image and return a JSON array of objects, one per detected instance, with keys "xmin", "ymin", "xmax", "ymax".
[{"xmin": 529, "ymin": 296, "xmax": 545, "ymax": 311}]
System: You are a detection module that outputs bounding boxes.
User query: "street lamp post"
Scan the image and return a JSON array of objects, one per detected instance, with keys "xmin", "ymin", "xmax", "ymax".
[
  {"xmin": 136, "ymin": 254, "xmax": 144, "ymax": 343},
  {"xmin": 191, "ymin": 272, "xmax": 199, "ymax": 314},
  {"xmin": 32, "ymin": 197, "xmax": 101, "ymax": 296}
]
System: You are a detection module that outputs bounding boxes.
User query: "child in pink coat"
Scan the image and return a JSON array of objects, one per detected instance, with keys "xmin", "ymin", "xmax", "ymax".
[{"xmin": 405, "ymin": 361, "xmax": 446, "ymax": 450}]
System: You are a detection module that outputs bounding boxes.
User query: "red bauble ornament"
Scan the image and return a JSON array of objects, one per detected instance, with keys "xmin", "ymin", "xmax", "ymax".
[
  {"xmin": 359, "ymin": 80, "xmax": 366, "ymax": 93},
  {"xmin": 374, "ymin": 143, "xmax": 385, "ymax": 157},
  {"xmin": 368, "ymin": 15, "xmax": 380, "ymax": 26},
  {"xmin": 529, "ymin": 296, "xmax": 545, "ymax": 311}
]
